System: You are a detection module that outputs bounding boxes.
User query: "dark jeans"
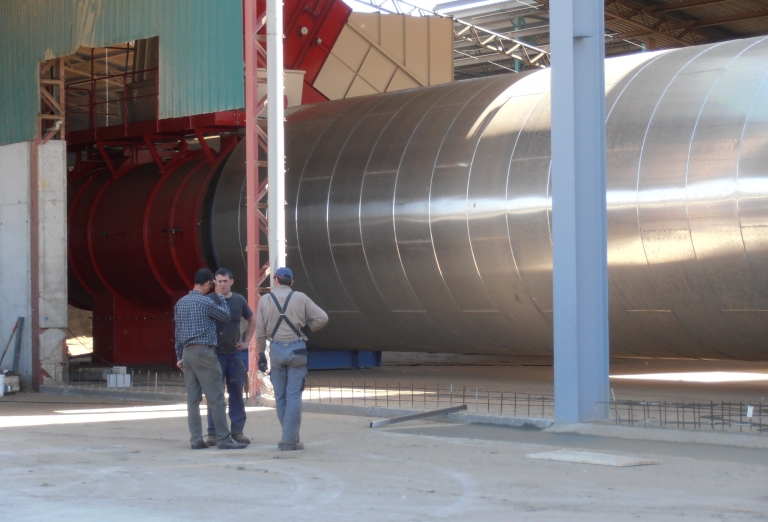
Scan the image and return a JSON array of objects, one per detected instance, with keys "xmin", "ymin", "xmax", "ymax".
[{"xmin": 207, "ymin": 351, "xmax": 248, "ymax": 435}]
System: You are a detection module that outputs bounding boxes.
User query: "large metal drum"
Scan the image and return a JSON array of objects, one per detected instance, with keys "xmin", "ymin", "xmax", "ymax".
[{"xmin": 213, "ymin": 36, "xmax": 768, "ymax": 360}]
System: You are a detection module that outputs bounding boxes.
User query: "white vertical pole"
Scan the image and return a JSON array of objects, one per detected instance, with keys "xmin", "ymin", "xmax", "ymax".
[
  {"xmin": 550, "ymin": 0, "xmax": 609, "ymax": 423},
  {"xmin": 267, "ymin": 0, "xmax": 286, "ymax": 270}
]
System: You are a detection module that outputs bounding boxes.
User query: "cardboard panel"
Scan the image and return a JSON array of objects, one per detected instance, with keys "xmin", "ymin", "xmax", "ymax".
[
  {"xmin": 348, "ymin": 12, "xmax": 380, "ymax": 44},
  {"xmin": 380, "ymin": 13, "xmax": 405, "ymax": 63},
  {"xmin": 314, "ymin": 53, "xmax": 357, "ymax": 100},
  {"xmin": 359, "ymin": 47, "xmax": 398, "ymax": 92},
  {"xmin": 386, "ymin": 68, "xmax": 421, "ymax": 92},
  {"xmin": 332, "ymin": 25, "xmax": 371, "ymax": 71},
  {"xmin": 346, "ymin": 76, "xmax": 379, "ymax": 98},
  {"xmin": 429, "ymin": 17, "xmax": 454, "ymax": 85},
  {"xmin": 404, "ymin": 16, "xmax": 429, "ymax": 85},
  {"xmin": 313, "ymin": 14, "xmax": 453, "ymax": 99}
]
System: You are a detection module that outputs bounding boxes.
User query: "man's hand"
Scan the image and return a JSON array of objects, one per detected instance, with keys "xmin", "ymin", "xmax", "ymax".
[
  {"xmin": 177, "ymin": 360, "xmax": 184, "ymax": 372},
  {"xmin": 258, "ymin": 352, "xmax": 268, "ymax": 373},
  {"xmin": 236, "ymin": 341, "xmax": 248, "ymax": 351},
  {"xmin": 300, "ymin": 324, "xmax": 311, "ymax": 336}
]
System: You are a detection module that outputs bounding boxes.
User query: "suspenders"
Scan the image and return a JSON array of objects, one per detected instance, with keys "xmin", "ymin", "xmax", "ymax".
[{"xmin": 267, "ymin": 291, "xmax": 302, "ymax": 340}]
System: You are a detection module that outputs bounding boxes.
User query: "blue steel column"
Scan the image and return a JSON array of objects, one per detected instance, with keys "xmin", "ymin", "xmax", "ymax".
[{"xmin": 550, "ymin": 0, "xmax": 609, "ymax": 423}]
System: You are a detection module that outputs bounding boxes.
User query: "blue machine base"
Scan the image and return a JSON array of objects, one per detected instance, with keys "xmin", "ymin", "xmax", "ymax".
[{"xmin": 306, "ymin": 348, "xmax": 382, "ymax": 370}]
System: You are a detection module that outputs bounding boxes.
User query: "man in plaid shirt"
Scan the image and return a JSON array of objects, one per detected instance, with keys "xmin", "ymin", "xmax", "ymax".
[{"xmin": 175, "ymin": 268, "xmax": 247, "ymax": 450}]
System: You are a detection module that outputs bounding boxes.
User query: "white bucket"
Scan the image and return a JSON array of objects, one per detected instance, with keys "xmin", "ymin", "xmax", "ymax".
[{"xmin": 0, "ymin": 375, "xmax": 5, "ymax": 397}]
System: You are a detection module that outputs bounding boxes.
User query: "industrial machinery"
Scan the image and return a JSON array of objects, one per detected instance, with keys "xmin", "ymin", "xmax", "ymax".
[{"xmin": 69, "ymin": 35, "xmax": 768, "ymax": 364}]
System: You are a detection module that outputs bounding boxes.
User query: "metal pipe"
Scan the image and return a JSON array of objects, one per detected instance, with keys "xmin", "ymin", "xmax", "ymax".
[
  {"xmin": 267, "ymin": 0, "xmax": 286, "ymax": 270},
  {"xmin": 209, "ymin": 35, "xmax": 768, "ymax": 362}
]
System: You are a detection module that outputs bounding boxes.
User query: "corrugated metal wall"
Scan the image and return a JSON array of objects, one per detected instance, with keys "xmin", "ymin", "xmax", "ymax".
[{"xmin": 0, "ymin": 0, "xmax": 244, "ymax": 145}]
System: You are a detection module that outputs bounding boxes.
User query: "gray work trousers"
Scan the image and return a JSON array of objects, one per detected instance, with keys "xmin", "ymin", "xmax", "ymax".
[
  {"xmin": 183, "ymin": 345, "xmax": 231, "ymax": 445},
  {"xmin": 269, "ymin": 339, "xmax": 308, "ymax": 444}
]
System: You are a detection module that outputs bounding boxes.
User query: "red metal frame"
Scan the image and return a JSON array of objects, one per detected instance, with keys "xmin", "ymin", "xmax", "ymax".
[
  {"xmin": 245, "ymin": 0, "xmax": 266, "ymax": 396},
  {"xmin": 281, "ymin": 0, "xmax": 352, "ymax": 103},
  {"xmin": 63, "ymin": 0, "xmax": 349, "ymax": 368}
]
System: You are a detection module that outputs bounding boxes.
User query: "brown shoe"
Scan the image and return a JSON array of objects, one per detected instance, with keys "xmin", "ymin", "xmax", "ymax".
[
  {"xmin": 205, "ymin": 434, "xmax": 218, "ymax": 446},
  {"xmin": 191, "ymin": 441, "xmax": 209, "ymax": 450},
  {"xmin": 232, "ymin": 433, "xmax": 250, "ymax": 444},
  {"xmin": 278, "ymin": 441, "xmax": 304, "ymax": 451},
  {"xmin": 217, "ymin": 436, "xmax": 247, "ymax": 450}
]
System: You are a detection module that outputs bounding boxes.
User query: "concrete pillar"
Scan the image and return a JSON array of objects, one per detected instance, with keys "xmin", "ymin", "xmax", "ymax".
[
  {"xmin": 36, "ymin": 141, "xmax": 68, "ymax": 386},
  {"xmin": 0, "ymin": 140, "xmax": 67, "ymax": 389},
  {"xmin": 550, "ymin": 0, "xmax": 610, "ymax": 423}
]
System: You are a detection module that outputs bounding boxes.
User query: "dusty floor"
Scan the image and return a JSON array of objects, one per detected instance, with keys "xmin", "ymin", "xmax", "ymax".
[{"xmin": 1, "ymin": 393, "xmax": 767, "ymax": 521}]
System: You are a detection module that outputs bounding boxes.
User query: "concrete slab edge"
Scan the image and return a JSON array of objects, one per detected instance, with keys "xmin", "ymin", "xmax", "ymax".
[
  {"xmin": 40, "ymin": 385, "xmax": 186, "ymax": 403},
  {"xmin": 547, "ymin": 422, "xmax": 768, "ymax": 450},
  {"xmin": 257, "ymin": 397, "xmax": 553, "ymax": 429}
]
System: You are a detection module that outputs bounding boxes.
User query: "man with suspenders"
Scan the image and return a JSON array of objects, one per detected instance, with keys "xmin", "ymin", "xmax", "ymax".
[{"xmin": 256, "ymin": 267, "xmax": 328, "ymax": 451}]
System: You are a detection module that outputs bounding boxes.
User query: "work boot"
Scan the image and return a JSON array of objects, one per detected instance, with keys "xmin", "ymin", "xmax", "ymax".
[
  {"xmin": 190, "ymin": 441, "xmax": 209, "ymax": 450},
  {"xmin": 278, "ymin": 441, "xmax": 304, "ymax": 451},
  {"xmin": 217, "ymin": 436, "xmax": 248, "ymax": 450},
  {"xmin": 232, "ymin": 433, "xmax": 250, "ymax": 444},
  {"xmin": 205, "ymin": 433, "xmax": 218, "ymax": 446}
]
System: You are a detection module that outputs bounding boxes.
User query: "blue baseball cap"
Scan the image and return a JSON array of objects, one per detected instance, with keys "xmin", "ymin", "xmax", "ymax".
[{"xmin": 274, "ymin": 267, "xmax": 293, "ymax": 279}]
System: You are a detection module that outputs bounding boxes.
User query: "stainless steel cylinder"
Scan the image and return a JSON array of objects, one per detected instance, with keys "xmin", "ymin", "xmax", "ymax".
[{"xmin": 215, "ymin": 36, "xmax": 768, "ymax": 359}]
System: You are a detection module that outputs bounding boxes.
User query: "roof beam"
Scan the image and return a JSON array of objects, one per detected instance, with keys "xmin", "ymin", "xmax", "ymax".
[
  {"xmin": 454, "ymin": 51, "xmax": 518, "ymax": 66},
  {"xmin": 619, "ymin": 5, "xmax": 768, "ymax": 35},
  {"xmin": 351, "ymin": 0, "xmax": 550, "ymax": 68},
  {"xmin": 690, "ymin": 7, "xmax": 768, "ymax": 28},
  {"xmin": 653, "ymin": 0, "xmax": 737, "ymax": 14},
  {"xmin": 604, "ymin": 0, "xmax": 706, "ymax": 46}
]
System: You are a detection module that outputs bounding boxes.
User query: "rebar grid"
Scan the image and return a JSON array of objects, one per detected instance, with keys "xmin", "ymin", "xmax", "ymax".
[
  {"xmin": 48, "ymin": 369, "xmax": 767, "ymax": 436},
  {"xmin": 303, "ymin": 378, "xmax": 554, "ymax": 419},
  {"xmin": 65, "ymin": 367, "xmax": 187, "ymax": 395},
  {"xmin": 603, "ymin": 400, "xmax": 767, "ymax": 434}
]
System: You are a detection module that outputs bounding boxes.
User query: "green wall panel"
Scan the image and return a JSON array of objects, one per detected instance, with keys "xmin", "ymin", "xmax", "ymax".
[{"xmin": 0, "ymin": 0, "xmax": 244, "ymax": 145}]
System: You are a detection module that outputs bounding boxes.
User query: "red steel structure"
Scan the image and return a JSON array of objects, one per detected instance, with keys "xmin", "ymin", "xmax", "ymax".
[{"xmin": 66, "ymin": 0, "xmax": 350, "ymax": 366}]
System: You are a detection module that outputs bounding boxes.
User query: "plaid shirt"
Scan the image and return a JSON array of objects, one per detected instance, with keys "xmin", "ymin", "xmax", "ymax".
[{"xmin": 174, "ymin": 290, "xmax": 231, "ymax": 361}]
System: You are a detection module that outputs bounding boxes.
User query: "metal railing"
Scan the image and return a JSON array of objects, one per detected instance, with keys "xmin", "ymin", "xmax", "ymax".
[{"xmin": 65, "ymin": 67, "xmax": 159, "ymax": 133}]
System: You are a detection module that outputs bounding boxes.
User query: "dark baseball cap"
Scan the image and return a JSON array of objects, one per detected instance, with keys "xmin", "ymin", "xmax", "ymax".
[{"xmin": 274, "ymin": 267, "xmax": 293, "ymax": 279}]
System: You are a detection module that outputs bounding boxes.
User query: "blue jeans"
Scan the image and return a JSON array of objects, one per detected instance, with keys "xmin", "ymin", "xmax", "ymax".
[
  {"xmin": 269, "ymin": 339, "xmax": 308, "ymax": 444},
  {"xmin": 207, "ymin": 351, "xmax": 248, "ymax": 435}
]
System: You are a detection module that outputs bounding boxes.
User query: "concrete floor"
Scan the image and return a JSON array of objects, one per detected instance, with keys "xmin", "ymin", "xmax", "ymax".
[{"xmin": 1, "ymin": 393, "xmax": 767, "ymax": 521}]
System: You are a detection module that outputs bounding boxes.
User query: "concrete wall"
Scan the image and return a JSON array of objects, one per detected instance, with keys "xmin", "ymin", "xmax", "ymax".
[
  {"xmin": 0, "ymin": 140, "xmax": 67, "ymax": 388},
  {"xmin": 0, "ymin": 142, "xmax": 32, "ymax": 386}
]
